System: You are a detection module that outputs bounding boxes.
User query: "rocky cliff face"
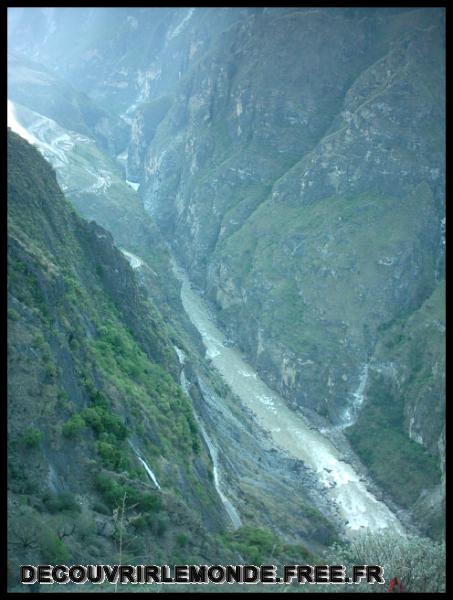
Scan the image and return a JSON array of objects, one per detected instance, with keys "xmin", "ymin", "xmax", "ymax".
[
  {"xmin": 8, "ymin": 7, "xmax": 445, "ymax": 536},
  {"xmin": 130, "ymin": 5, "xmax": 445, "ymax": 467},
  {"xmin": 133, "ymin": 8, "xmax": 445, "ymax": 529}
]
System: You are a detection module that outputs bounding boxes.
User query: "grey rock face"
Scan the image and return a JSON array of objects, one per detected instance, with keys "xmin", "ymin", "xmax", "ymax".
[{"xmin": 8, "ymin": 6, "xmax": 445, "ymax": 534}]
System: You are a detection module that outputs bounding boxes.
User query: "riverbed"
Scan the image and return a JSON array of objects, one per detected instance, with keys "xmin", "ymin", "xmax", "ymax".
[{"xmin": 171, "ymin": 260, "xmax": 405, "ymax": 539}]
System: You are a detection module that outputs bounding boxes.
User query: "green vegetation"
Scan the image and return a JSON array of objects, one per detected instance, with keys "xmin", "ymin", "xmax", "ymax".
[
  {"xmin": 223, "ymin": 526, "xmax": 279, "ymax": 565},
  {"xmin": 175, "ymin": 532, "xmax": 189, "ymax": 548},
  {"xmin": 94, "ymin": 473, "xmax": 161, "ymax": 514},
  {"xmin": 43, "ymin": 491, "xmax": 81, "ymax": 514},
  {"xmin": 95, "ymin": 438, "xmax": 130, "ymax": 471},
  {"xmin": 7, "ymin": 130, "xmax": 223, "ymax": 584},
  {"xmin": 41, "ymin": 530, "xmax": 71, "ymax": 564},
  {"xmin": 62, "ymin": 413, "xmax": 86, "ymax": 438},
  {"xmin": 21, "ymin": 428, "xmax": 43, "ymax": 449},
  {"xmin": 86, "ymin": 314, "xmax": 200, "ymax": 460},
  {"xmin": 219, "ymin": 186, "xmax": 437, "ymax": 355},
  {"xmin": 6, "ymin": 2, "xmax": 445, "ymax": 587},
  {"xmin": 325, "ymin": 530, "xmax": 445, "ymax": 593},
  {"xmin": 82, "ymin": 405, "xmax": 127, "ymax": 440},
  {"xmin": 346, "ymin": 281, "xmax": 444, "ymax": 511},
  {"xmin": 222, "ymin": 525, "xmax": 315, "ymax": 567},
  {"xmin": 8, "ymin": 308, "xmax": 20, "ymax": 321},
  {"xmin": 345, "ymin": 376, "xmax": 441, "ymax": 507}
]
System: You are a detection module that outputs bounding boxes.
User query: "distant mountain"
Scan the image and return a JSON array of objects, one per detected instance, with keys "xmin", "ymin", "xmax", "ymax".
[{"xmin": 8, "ymin": 53, "xmax": 128, "ymax": 154}]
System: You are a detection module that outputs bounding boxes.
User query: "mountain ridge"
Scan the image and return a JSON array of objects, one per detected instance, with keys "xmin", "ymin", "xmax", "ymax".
[{"xmin": 7, "ymin": 7, "xmax": 445, "ymax": 578}]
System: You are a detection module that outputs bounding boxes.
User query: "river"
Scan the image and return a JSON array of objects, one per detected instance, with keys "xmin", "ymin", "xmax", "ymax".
[
  {"xmin": 8, "ymin": 98, "xmax": 405, "ymax": 539},
  {"xmin": 171, "ymin": 260, "xmax": 405, "ymax": 539}
]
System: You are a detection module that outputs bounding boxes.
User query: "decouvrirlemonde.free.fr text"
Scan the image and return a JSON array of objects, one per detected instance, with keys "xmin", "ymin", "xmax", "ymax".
[{"xmin": 22, "ymin": 564, "xmax": 385, "ymax": 585}]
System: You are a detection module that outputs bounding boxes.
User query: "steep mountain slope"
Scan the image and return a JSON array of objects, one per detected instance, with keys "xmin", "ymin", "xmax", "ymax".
[
  {"xmin": 7, "ymin": 49, "xmax": 193, "ymax": 333},
  {"xmin": 7, "ymin": 130, "xmax": 229, "ymax": 588},
  {"xmin": 345, "ymin": 279, "xmax": 445, "ymax": 537},
  {"xmin": 7, "ymin": 93, "xmax": 180, "ymax": 322},
  {"xmin": 136, "ymin": 7, "xmax": 444, "ymax": 414},
  {"xmin": 7, "ymin": 53, "xmax": 344, "ymax": 557}
]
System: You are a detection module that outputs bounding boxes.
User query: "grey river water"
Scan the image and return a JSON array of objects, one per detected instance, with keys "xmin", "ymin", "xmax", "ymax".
[{"xmin": 171, "ymin": 261, "xmax": 405, "ymax": 539}]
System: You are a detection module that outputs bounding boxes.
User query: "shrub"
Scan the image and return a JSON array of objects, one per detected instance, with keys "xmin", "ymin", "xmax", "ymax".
[
  {"xmin": 281, "ymin": 542, "xmax": 314, "ymax": 563},
  {"xmin": 43, "ymin": 491, "xmax": 81, "ymax": 514},
  {"xmin": 21, "ymin": 428, "xmax": 43, "ymax": 448},
  {"xmin": 44, "ymin": 362, "xmax": 57, "ymax": 382},
  {"xmin": 131, "ymin": 515, "xmax": 147, "ymax": 531},
  {"xmin": 153, "ymin": 514, "xmax": 170, "ymax": 537},
  {"xmin": 82, "ymin": 406, "xmax": 128, "ymax": 441},
  {"xmin": 95, "ymin": 440, "xmax": 129, "ymax": 471},
  {"xmin": 224, "ymin": 526, "xmax": 278, "ymax": 565},
  {"xmin": 140, "ymin": 492, "xmax": 161, "ymax": 513},
  {"xmin": 324, "ymin": 531, "xmax": 446, "ymax": 593},
  {"xmin": 62, "ymin": 413, "xmax": 86, "ymax": 438},
  {"xmin": 94, "ymin": 473, "xmax": 126, "ymax": 509},
  {"xmin": 74, "ymin": 513, "xmax": 97, "ymax": 544},
  {"xmin": 176, "ymin": 532, "xmax": 189, "ymax": 548},
  {"xmin": 40, "ymin": 531, "xmax": 70, "ymax": 564},
  {"xmin": 92, "ymin": 500, "xmax": 110, "ymax": 515},
  {"xmin": 32, "ymin": 334, "xmax": 46, "ymax": 349}
]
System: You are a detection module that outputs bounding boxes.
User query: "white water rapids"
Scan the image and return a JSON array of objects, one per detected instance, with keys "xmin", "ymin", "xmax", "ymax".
[{"xmin": 171, "ymin": 261, "xmax": 405, "ymax": 539}]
